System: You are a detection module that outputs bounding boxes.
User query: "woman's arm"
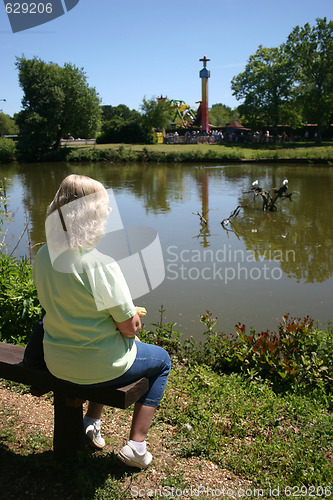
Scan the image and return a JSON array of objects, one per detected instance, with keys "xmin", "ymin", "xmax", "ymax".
[{"xmin": 115, "ymin": 313, "xmax": 141, "ymax": 338}]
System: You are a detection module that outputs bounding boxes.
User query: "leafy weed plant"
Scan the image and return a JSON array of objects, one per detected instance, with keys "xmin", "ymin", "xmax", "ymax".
[
  {"xmin": 139, "ymin": 305, "xmax": 183, "ymax": 357},
  {"xmin": 0, "ymin": 254, "xmax": 42, "ymax": 344},
  {"xmin": 195, "ymin": 312, "xmax": 333, "ymax": 398}
]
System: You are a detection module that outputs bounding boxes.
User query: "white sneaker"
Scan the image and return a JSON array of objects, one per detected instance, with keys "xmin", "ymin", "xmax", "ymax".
[
  {"xmin": 118, "ymin": 442, "xmax": 152, "ymax": 468},
  {"xmin": 84, "ymin": 423, "xmax": 106, "ymax": 449}
]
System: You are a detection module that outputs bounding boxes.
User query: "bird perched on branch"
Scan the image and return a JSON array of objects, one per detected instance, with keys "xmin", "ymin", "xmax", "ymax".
[
  {"xmin": 252, "ymin": 180, "xmax": 259, "ymax": 187},
  {"xmin": 283, "ymin": 179, "xmax": 288, "ymax": 186}
]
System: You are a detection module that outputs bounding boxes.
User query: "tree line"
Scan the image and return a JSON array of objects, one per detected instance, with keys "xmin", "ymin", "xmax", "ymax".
[
  {"xmin": 231, "ymin": 17, "xmax": 333, "ymax": 143},
  {"xmin": 0, "ymin": 17, "xmax": 332, "ymax": 160}
]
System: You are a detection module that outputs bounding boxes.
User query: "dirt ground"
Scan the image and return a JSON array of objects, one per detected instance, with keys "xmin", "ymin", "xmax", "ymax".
[{"xmin": 0, "ymin": 382, "xmax": 254, "ymax": 499}]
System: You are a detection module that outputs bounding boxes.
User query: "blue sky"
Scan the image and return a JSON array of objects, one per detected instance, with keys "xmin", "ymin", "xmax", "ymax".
[{"xmin": 1, "ymin": 0, "xmax": 333, "ymax": 117}]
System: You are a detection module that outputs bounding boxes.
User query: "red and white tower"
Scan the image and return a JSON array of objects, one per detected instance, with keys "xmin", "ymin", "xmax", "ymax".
[{"xmin": 199, "ymin": 56, "xmax": 210, "ymax": 133}]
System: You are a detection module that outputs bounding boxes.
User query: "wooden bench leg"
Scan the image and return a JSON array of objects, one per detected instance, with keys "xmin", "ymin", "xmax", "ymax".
[{"xmin": 53, "ymin": 392, "xmax": 85, "ymax": 460}]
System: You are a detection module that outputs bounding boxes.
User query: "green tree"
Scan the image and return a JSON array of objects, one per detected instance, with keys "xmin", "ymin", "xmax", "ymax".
[
  {"xmin": 101, "ymin": 104, "xmax": 132, "ymax": 122},
  {"xmin": 140, "ymin": 96, "xmax": 173, "ymax": 132},
  {"xmin": 285, "ymin": 18, "xmax": 333, "ymax": 144},
  {"xmin": 209, "ymin": 103, "xmax": 240, "ymax": 127},
  {"xmin": 0, "ymin": 113, "xmax": 18, "ymax": 137},
  {"xmin": 15, "ymin": 56, "xmax": 101, "ymax": 160},
  {"xmin": 97, "ymin": 104, "xmax": 150, "ymax": 144},
  {"xmin": 99, "ymin": 98, "xmax": 173, "ymax": 144},
  {"xmin": 231, "ymin": 45, "xmax": 298, "ymax": 131}
]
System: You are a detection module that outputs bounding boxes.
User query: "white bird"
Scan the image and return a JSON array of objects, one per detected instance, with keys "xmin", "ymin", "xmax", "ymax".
[
  {"xmin": 283, "ymin": 179, "xmax": 288, "ymax": 186},
  {"xmin": 252, "ymin": 180, "xmax": 259, "ymax": 187}
]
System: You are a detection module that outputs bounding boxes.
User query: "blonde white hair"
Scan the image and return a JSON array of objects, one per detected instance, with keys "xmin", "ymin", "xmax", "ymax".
[{"xmin": 46, "ymin": 174, "xmax": 111, "ymax": 250}]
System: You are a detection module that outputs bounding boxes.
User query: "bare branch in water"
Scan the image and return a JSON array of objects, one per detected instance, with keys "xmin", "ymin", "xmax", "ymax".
[
  {"xmin": 192, "ymin": 209, "xmax": 216, "ymax": 226},
  {"xmin": 221, "ymin": 180, "xmax": 298, "ymax": 230},
  {"xmin": 221, "ymin": 200, "xmax": 255, "ymax": 229}
]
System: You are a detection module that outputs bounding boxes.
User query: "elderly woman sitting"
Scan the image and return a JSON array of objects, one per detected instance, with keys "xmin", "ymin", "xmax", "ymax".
[{"xmin": 33, "ymin": 174, "xmax": 171, "ymax": 468}]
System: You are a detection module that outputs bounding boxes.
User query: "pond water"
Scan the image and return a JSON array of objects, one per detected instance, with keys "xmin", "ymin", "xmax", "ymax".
[{"xmin": 1, "ymin": 161, "xmax": 332, "ymax": 340}]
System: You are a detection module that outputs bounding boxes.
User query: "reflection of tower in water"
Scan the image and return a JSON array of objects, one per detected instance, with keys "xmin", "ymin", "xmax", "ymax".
[
  {"xmin": 201, "ymin": 172, "xmax": 209, "ymax": 222},
  {"xmin": 194, "ymin": 170, "xmax": 211, "ymax": 247}
]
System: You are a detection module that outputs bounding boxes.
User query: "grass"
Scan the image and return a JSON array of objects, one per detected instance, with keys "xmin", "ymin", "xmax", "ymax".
[
  {"xmin": 1, "ymin": 362, "xmax": 332, "ymax": 499},
  {"xmin": 63, "ymin": 141, "xmax": 333, "ymax": 164},
  {"xmin": 163, "ymin": 364, "xmax": 332, "ymax": 490}
]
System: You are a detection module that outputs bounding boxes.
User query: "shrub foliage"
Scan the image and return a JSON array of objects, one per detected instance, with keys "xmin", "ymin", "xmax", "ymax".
[
  {"xmin": 141, "ymin": 308, "xmax": 332, "ymax": 397},
  {"xmin": 195, "ymin": 311, "xmax": 333, "ymax": 395},
  {"xmin": 0, "ymin": 255, "xmax": 42, "ymax": 344},
  {"xmin": 0, "ymin": 138, "xmax": 16, "ymax": 163}
]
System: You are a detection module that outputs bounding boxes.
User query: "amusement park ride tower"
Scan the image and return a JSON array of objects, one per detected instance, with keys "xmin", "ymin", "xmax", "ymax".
[{"xmin": 199, "ymin": 55, "xmax": 210, "ymax": 133}]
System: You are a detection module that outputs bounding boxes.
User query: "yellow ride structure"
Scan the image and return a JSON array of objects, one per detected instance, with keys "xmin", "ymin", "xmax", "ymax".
[{"xmin": 169, "ymin": 99, "xmax": 197, "ymax": 127}]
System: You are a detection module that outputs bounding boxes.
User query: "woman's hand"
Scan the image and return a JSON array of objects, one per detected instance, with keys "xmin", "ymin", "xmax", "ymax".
[{"xmin": 115, "ymin": 313, "xmax": 141, "ymax": 338}]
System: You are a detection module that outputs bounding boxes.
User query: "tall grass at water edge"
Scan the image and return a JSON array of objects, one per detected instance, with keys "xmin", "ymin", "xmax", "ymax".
[{"xmin": 65, "ymin": 143, "xmax": 333, "ymax": 163}]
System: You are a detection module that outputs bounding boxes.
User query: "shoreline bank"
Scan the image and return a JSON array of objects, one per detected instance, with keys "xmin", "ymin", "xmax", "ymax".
[
  {"xmin": 2, "ymin": 141, "xmax": 333, "ymax": 165},
  {"xmin": 63, "ymin": 143, "xmax": 333, "ymax": 164}
]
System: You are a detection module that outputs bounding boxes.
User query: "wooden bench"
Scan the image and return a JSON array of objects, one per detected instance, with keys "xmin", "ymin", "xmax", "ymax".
[{"xmin": 0, "ymin": 342, "xmax": 149, "ymax": 460}]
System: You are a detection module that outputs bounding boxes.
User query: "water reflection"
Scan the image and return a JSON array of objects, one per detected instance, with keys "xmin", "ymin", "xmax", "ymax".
[
  {"xmin": 226, "ymin": 170, "xmax": 333, "ymax": 283},
  {"xmin": 192, "ymin": 170, "xmax": 212, "ymax": 247},
  {"xmin": 1, "ymin": 161, "xmax": 332, "ymax": 335},
  {"xmin": 3, "ymin": 161, "xmax": 333, "ymax": 285}
]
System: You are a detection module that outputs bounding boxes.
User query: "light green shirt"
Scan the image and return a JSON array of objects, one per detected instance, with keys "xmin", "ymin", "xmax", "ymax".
[{"xmin": 33, "ymin": 244, "xmax": 137, "ymax": 384}]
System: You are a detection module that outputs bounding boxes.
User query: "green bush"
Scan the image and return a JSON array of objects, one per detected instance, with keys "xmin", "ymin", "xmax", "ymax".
[
  {"xmin": 196, "ymin": 312, "xmax": 333, "ymax": 395},
  {"xmin": 94, "ymin": 148, "xmax": 119, "ymax": 162},
  {"xmin": 140, "ymin": 308, "xmax": 332, "ymax": 397},
  {"xmin": 65, "ymin": 148, "xmax": 94, "ymax": 162},
  {"xmin": 0, "ymin": 254, "xmax": 42, "ymax": 344},
  {"xmin": 96, "ymin": 108, "xmax": 153, "ymax": 145},
  {"xmin": 65, "ymin": 146, "xmax": 141, "ymax": 163},
  {"xmin": 0, "ymin": 138, "xmax": 16, "ymax": 163}
]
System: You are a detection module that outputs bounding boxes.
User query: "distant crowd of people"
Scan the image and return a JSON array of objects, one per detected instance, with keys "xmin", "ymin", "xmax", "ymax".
[
  {"xmin": 164, "ymin": 129, "xmax": 318, "ymax": 145},
  {"xmin": 164, "ymin": 130, "xmax": 223, "ymax": 144}
]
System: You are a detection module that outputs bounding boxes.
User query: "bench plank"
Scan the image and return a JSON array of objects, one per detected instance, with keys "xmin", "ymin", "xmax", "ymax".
[
  {"xmin": 0, "ymin": 341, "xmax": 149, "ymax": 459},
  {"xmin": 0, "ymin": 342, "xmax": 24, "ymax": 364},
  {"xmin": 0, "ymin": 342, "xmax": 149, "ymax": 408}
]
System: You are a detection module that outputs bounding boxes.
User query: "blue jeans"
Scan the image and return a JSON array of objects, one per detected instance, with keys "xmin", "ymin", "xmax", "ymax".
[{"xmin": 94, "ymin": 341, "xmax": 171, "ymax": 407}]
